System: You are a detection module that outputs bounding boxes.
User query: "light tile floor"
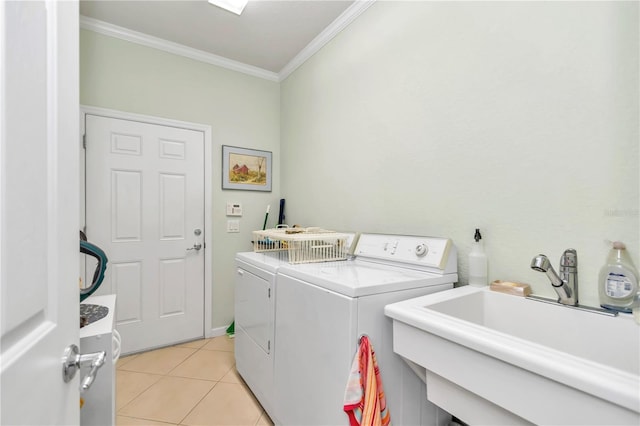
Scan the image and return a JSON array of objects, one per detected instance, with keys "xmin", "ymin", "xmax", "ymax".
[{"xmin": 115, "ymin": 336, "xmax": 273, "ymax": 426}]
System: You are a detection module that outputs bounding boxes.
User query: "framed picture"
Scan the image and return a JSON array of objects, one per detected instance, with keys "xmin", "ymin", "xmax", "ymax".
[{"xmin": 222, "ymin": 145, "xmax": 272, "ymax": 192}]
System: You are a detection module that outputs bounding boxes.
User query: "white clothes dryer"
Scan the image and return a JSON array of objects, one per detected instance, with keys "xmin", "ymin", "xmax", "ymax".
[
  {"xmin": 234, "ymin": 251, "xmax": 290, "ymax": 417},
  {"xmin": 271, "ymin": 234, "xmax": 458, "ymax": 426}
]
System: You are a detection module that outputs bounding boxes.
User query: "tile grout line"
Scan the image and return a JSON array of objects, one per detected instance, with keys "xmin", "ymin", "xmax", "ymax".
[
  {"xmin": 175, "ymin": 341, "xmax": 245, "ymax": 425},
  {"xmin": 116, "ymin": 343, "xmax": 202, "ymax": 424},
  {"xmin": 168, "ymin": 344, "xmax": 213, "ymax": 425},
  {"xmin": 116, "ymin": 336, "xmax": 249, "ymax": 426},
  {"xmin": 115, "ymin": 371, "xmax": 164, "ymax": 415},
  {"xmin": 175, "ymin": 342, "xmax": 241, "ymax": 425},
  {"xmin": 165, "ymin": 348, "xmax": 200, "ymax": 376},
  {"xmin": 177, "ymin": 377, "xmax": 221, "ymax": 424},
  {"xmin": 117, "ymin": 414, "xmax": 177, "ymax": 425}
]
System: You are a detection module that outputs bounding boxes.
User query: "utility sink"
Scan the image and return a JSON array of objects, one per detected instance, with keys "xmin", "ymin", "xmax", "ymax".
[{"xmin": 384, "ymin": 286, "xmax": 640, "ymax": 425}]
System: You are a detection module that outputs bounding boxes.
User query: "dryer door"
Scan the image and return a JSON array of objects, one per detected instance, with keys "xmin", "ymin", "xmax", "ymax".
[
  {"xmin": 235, "ymin": 267, "xmax": 272, "ymax": 354},
  {"xmin": 234, "ymin": 261, "xmax": 276, "ymax": 417}
]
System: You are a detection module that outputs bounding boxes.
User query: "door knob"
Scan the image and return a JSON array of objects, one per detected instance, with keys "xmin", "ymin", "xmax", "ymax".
[
  {"xmin": 62, "ymin": 344, "xmax": 106, "ymax": 391},
  {"xmin": 187, "ymin": 243, "xmax": 202, "ymax": 251}
]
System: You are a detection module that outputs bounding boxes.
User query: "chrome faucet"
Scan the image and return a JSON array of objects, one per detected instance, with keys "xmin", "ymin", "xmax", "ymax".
[{"xmin": 530, "ymin": 249, "xmax": 578, "ymax": 306}]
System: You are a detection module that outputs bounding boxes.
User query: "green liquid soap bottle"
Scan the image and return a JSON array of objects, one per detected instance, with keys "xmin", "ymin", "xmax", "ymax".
[{"xmin": 599, "ymin": 241, "xmax": 639, "ymax": 313}]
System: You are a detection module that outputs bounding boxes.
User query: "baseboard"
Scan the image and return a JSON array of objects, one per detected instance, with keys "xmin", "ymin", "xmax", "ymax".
[{"xmin": 207, "ymin": 325, "xmax": 229, "ymax": 338}]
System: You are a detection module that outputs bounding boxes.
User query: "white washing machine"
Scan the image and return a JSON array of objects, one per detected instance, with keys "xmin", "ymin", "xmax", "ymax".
[
  {"xmin": 234, "ymin": 250, "xmax": 290, "ymax": 417},
  {"xmin": 272, "ymin": 234, "xmax": 458, "ymax": 426}
]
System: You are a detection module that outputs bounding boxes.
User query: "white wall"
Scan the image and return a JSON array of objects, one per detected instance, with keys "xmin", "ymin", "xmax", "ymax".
[
  {"xmin": 280, "ymin": 1, "xmax": 639, "ymax": 306},
  {"xmin": 80, "ymin": 30, "xmax": 281, "ymax": 330}
]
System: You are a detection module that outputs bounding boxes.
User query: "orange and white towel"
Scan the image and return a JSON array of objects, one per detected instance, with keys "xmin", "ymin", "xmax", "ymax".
[{"xmin": 343, "ymin": 335, "xmax": 391, "ymax": 426}]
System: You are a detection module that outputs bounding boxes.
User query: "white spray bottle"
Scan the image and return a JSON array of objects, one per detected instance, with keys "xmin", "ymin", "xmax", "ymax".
[{"xmin": 469, "ymin": 228, "xmax": 488, "ymax": 287}]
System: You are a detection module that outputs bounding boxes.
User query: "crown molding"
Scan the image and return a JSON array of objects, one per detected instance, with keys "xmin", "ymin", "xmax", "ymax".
[
  {"xmin": 80, "ymin": 0, "xmax": 375, "ymax": 83},
  {"xmin": 278, "ymin": 0, "xmax": 376, "ymax": 81},
  {"xmin": 80, "ymin": 16, "xmax": 280, "ymax": 82}
]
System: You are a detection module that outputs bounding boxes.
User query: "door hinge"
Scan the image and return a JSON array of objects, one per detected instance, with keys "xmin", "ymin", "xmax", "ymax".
[
  {"xmin": 268, "ymin": 288, "xmax": 271, "ymax": 298},
  {"xmin": 82, "ymin": 134, "xmax": 86, "ymax": 149},
  {"xmin": 268, "ymin": 340, "xmax": 270, "ymax": 351}
]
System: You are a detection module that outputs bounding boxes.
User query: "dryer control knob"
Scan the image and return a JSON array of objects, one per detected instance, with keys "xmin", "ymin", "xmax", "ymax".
[{"xmin": 415, "ymin": 243, "xmax": 428, "ymax": 257}]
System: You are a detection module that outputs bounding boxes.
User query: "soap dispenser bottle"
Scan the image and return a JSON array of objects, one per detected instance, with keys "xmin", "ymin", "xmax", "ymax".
[
  {"xmin": 599, "ymin": 241, "xmax": 639, "ymax": 313},
  {"xmin": 469, "ymin": 228, "xmax": 488, "ymax": 286}
]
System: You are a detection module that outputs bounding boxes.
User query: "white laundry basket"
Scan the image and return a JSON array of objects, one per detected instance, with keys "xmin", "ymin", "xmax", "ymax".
[{"xmin": 252, "ymin": 228, "xmax": 351, "ymax": 264}]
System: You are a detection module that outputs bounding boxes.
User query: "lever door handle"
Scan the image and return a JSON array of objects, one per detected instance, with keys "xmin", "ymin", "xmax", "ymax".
[
  {"xmin": 79, "ymin": 351, "xmax": 106, "ymax": 391},
  {"xmin": 187, "ymin": 243, "xmax": 202, "ymax": 251},
  {"xmin": 62, "ymin": 344, "xmax": 106, "ymax": 392}
]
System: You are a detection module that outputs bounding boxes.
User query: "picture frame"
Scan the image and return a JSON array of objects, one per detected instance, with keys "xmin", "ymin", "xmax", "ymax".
[{"xmin": 222, "ymin": 145, "xmax": 272, "ymax": 192}]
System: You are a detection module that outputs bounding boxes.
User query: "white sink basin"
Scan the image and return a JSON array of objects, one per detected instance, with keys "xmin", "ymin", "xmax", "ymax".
[{"xmin": 385, "ymin": 286, "xmax": 640, "ymax": 425}]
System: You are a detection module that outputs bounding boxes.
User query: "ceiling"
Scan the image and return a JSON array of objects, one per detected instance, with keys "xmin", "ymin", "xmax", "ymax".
[{"xmin": 79, "ymin": 0, "xmax": 357, "ymax": 76}]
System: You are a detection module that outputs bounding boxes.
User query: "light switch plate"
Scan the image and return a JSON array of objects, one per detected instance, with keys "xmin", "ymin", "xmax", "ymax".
[{"xmin": 227, "ymin": 220, "xmax": 240, "ymax": 233}]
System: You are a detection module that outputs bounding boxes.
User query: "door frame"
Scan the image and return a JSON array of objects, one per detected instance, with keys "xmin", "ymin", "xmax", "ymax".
[{"xmin": 79, "ymin": 105, "xmax": 214, "ymax": 339}]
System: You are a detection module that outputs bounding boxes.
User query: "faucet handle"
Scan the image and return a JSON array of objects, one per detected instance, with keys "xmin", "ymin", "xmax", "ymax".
[{"xmin": 560, "ymin": 249, "xmax": 577, "ymax": 269}]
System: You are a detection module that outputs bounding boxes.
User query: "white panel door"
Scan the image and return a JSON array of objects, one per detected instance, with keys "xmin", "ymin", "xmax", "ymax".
[
  {"xmin": 1, "ymin": 0, "xmax": 80, "ymax": 424},
  {"xmin": 85, "ymin": 115, "xmax": 205, "ymax": 354}
]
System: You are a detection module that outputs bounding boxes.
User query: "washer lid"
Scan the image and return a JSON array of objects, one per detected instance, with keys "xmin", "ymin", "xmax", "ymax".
[{"xmin": 278, "ymin": 260, "xmax": 458, "ymax": 297}]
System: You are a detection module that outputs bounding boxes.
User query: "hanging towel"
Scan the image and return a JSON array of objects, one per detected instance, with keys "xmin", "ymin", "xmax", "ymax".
[{"xmin": 343, "ymin": 335, "xmax": 391, "ymax": 426}]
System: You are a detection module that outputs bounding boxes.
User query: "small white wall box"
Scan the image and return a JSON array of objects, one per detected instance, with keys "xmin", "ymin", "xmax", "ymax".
[{"xmin": 227, "ymin": 202, "xmax": 242, "ymax": 216}]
